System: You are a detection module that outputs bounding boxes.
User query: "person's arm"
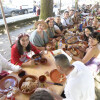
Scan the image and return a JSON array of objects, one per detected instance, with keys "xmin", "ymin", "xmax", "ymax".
[
  {"xmin": 11, "ymin": 45, "xmax": 23, "ymax": 66},
  {"xmin": 54, "ymin": 25, "xmax": 62, "ymax": 34},
  {"xmin": 72, "ymin": 47, "xmax": 95, "ymax": 63},
  {"xmin": 30, "ymin": 43, "xmax": 40, "ymax": 54},
  {"xmin": 0, "ymin": 54, "xmax": 22, "ymax": 72},
  {"xmin": 21, "ymin": 59, "xmax": 35, "ymax": 67}
]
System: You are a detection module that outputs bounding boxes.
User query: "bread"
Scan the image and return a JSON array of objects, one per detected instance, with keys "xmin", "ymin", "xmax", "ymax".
[
  {"xmin": 21, "ymin": 77, "xmax": 37, "ymax": 93},
  {"xmin": 25, "ymin": 77, "xmax": 34, "ymax": 82}
]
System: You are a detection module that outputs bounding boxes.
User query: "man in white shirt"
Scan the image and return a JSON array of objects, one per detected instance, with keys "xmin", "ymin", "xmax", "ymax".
[
  {"xmin": 69, "ymin": 9, "xmax": 74, "ymax": 18},
  {"xmin": 54, "ymin": 16, "xmax": 65, "ymax": 35},
  {"xmin": 0, "ymin": 54, "xmax": 21, "ymax": 73},
  {"xmin": 61, "ymin": 11, "xmax": 73, "ymax": 27},
  {"xmin": 55, "ymin": 54, "xmax": 95, "ymax": 100}
]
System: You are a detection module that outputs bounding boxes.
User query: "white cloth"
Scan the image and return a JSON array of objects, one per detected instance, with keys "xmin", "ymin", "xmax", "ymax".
[
  {"xmin": 63, "ymin": 61, "xmax": 95, "ymax": 100},
  {"xmin": 81, "ymin": 13, "xmax": 89, "ymax": 16},
  {"xmin": 54, "ymin": 25, "xmax": 60, "ymax": 30},
  {"xmin": 0, "ymin": 54, "xmax": 21, "ymax": 73}
]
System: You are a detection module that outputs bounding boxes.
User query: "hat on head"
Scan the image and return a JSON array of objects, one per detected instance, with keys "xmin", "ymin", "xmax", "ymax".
[{"xmin": 34, "ymin": 20, "xmax": 48, "ymax": 29}]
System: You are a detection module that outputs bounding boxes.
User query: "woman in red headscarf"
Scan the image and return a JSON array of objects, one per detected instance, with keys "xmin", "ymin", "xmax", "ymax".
[{"xmin": 11, "ymin": 33, "xmax": 40, "ymax": 67}]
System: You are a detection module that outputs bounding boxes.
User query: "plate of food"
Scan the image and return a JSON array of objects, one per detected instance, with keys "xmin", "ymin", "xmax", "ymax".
[
  {"xmin": 19, "ymin": 75, "xmax": 38, "ymax": 94},
  {"xmin": 52, "ymin": 49, "xmax": 72, "ymax": 62},
  {"xmin": 76, "ymin": 41, "xmax": 88, "ymax": 48},
  {"xmin": 0, "ymin": 76, "xmax": 18, "ymax": 93},
  {"xmin": 32, "ymin": 54, "xmax": 41, "ymax": 60},
  {"xmin": 50, "ymin": 69, "xmax": 66, "ymax": 83},
  {"xmin": 67, "ymin": 47, "xmax": 79, "ymax": 56},
  {"xmin": 40, "ymin": 58, "xmax": 47, "ymax": 64},
  {"xmin": 65, "ymin": 36, "xmax": 78, "ymax": 44}
]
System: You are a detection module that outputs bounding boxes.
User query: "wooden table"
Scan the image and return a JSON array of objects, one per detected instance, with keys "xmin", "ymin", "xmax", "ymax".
[{"xmin": 13, "ymin": 52, "xmax": 66, "ymax": 100}]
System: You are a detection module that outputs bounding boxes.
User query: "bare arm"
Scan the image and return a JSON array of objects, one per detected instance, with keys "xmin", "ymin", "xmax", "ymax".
[
  {"xmin": 72, "ymin": 47, "xmax": 95, "ymax": 63},
  {"xmin": 55, "ymin": 29, "xmax": 62, "ymax": 34},
  {"xmin": 21, "ymin": 59, "xmax": 35, "ymax": 67}
]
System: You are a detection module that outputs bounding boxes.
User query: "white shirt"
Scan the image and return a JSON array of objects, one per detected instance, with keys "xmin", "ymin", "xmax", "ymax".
[
  {"xmin": 0, "ymin": 54, "xmax": 21, "ymax": 73},
  {"xmin": 61, "ymin": 17, "xmax": 73, "ymax": 26},
  {"xmin": 54, "ymin": 25, "xmax": 60, "ymax": 31},
  {"xmin": 63, "ymin": 61, "xmax": 95, "ymax": 100}
]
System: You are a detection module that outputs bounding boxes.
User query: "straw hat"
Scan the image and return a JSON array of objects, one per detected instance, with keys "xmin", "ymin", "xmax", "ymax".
[{"xmin": 34, "ymin": 20, "xmax": 48, "ymax": 29}]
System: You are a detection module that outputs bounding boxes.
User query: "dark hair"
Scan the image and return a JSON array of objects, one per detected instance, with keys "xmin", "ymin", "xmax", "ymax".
[
  {"xmin": 70, "ymin": 9, "xmax": 74, "ymax": 11},
  {"xmin": 85, "ymin": 26, "xmax": 94, "ymax": 33},
  {"xmin": 30, "ymin": 90, "xmax": 54, "ymax": 100},
  {"xmin": 64, "ymin": 10, "xmax": 69, "ymax": 14},
  {"xmin": 89, "ymin": 32, "xmax": 100, "ymax": 43},
  {"xmin": 56, "ymin": 15, "xmax": 61, "ymax": 18},
  {"xmin": 17, "ymin": 33, "xmax": 31, "ymax": 55},
  {"xmin": 55, "ymin": 54, "xmax": 70, "ymax": 68},
  {"xmin": 46, "ymin": 19, "xmax": 54, "ymax": 24},
  {"xmin": 84, "ymin": 26, "xmax": 94, "ymax": 42}
]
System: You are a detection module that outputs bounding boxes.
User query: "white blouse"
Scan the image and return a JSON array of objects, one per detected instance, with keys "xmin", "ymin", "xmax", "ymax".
[{"xmin": 0, "ymin": 54, "xmax": 21, "ymax": 73}]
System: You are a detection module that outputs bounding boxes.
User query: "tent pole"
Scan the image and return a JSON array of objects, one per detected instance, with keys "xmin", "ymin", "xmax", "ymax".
[{"xmin": 0, "ymin": 0, "xmax": 12, "ymax": 46}]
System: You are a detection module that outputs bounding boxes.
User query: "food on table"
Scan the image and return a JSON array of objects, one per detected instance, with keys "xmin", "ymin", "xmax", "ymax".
[
  {"xmin": 20, "ymin": 76, "xmax": 38, "ymax": 93},
  {"xmin": 32, "ymin": 54, "xmax": 48, "ymax": 65},
  {"xmin": 38, "ymin": 75, "xmax": 48, "ymax": 88},
  {"xmin": 69, "ymin": 28, "xmax": 74, "ymax": 32},
  {"xmin": 12, "ymin": 87, "xmax": 19, "ymax": 94},
  {"xmin": 32, "ymin": 54, "xmax": 41, "ymax": 60},
  {"xmin": 45, "ymin": 71, "xmax": 50, "ymax": 77},
  {"xmin": 4, "ymin": 81, "xmax": 11, "ymax": 89},
  {"xmin": 78, "ymin": 43, "xmax": 83, "ymax": 46},
  {"xmin": 67, "ymin": 36, "xmax": 78, "ymax": 44},
  {"xmin": 39, "ymin": 75, "xmax": 46, "ymax": 83},
  {"xmin": 59, "ymin": 75, "xmax": 65, "ymax": 82},
  {"xmin": 50, "ymin": 69, "xmax": 66, "ymax": 83},
  {"xmin": 70, "ymin": 48, "xmax": 78, "ymax": 55},
  {"xmin": 76, "ymin": 41, "xmax": 88, "ymax": 48},
  {"xmin": 53, "ymin": 51, "xmax": 62, "ymax": 56},
  {"xmin": 25, "ymin": 77, "xmax": 34, "ymax": 82},
  {"xmin": 0, "ymin": 76, "xmax": 18, "ymax": 93},
  {"xmin": 40, "ymin": 58, "xmax": 47, "ymax": 64},
  {"xmin": 67, "ymin": 39, "xmax": 72, "ymax": 43}
]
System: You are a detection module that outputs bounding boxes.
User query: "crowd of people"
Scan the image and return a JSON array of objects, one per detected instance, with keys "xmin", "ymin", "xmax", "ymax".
[{"xmin": 0, "ymin": 2, "xmax": 100, "ymax": 100}]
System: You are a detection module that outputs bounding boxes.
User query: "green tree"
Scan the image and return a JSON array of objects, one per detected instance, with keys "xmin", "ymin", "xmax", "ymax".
[{"xmin": 40, "ymin": 0, "xmax": 53, "ymax": 20}]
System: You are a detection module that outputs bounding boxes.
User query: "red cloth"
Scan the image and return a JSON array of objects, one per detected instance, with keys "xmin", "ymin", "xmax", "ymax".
[
  {"xmin": 11, "ymin": 43, "xmax": 40, "ymax": 66},
  {"xmin": 0, "ymin": 71, "xmax": 9, "ymax": 80},
  {"xmin": 97, "ymin": 30, "xmax": 100, "ymax": 32}
]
